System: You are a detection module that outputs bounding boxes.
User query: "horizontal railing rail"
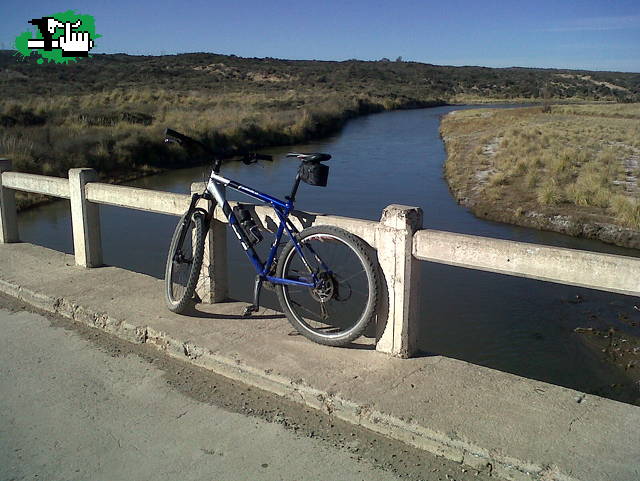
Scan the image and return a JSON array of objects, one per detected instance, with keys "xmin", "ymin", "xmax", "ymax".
[
  {"xmin": 1, "ymin": 160, "xmax": 638, "ymax": 358},
  {"xmin": 85, "ymin": 183, "xmax": 189, "ymax": 216},
  {"xmin": 2, "ymin": 172, "xmax": 70, "ymax": 199},
  {"xmin": 413, "ymin": 230, "xmax": 640, "ymax": 297}
]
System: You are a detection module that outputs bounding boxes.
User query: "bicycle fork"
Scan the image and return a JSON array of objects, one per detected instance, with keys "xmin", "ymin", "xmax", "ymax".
[{"xmin": 173, "ymin": 192, "xmax": 206, "ymax": 261}]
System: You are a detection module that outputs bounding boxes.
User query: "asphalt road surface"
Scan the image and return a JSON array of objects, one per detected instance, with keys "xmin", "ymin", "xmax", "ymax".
[{"xmin": 0, "ymin": 296, "xmax": 496, "ymax": 481}]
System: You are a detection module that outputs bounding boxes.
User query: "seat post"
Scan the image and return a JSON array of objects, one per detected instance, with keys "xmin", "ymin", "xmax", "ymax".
[{"xmin": 287, "ymin": 172, "xmax": 302, "ymax": 202}]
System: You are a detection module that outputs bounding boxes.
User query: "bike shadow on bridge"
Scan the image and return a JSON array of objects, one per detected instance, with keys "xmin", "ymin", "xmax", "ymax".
[
  {"xmin": 180, "ymin": 300, "xmax": 379, "ymax": 351},
  {"xmin": 179, "ymin": 301, "xmax": 286, "ymax": 321}
]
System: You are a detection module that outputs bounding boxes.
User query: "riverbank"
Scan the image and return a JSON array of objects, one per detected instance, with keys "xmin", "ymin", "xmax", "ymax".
[
  {"xmin": 573, "ymin": 325, "xmax": 640, "ymax": 402},
  {"xmin": 441, "ymin": 104, "xmax": 640, "ymax": 249}
]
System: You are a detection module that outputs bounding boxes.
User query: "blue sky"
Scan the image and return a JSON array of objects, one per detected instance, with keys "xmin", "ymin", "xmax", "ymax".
[{"xmin": 2, "ymin": 0, "xmax": 639, "ymax": 72}]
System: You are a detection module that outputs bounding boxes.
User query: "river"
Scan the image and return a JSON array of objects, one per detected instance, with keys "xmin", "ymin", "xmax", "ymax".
[{"xmin": 17, "ymin": 105, "xmax": 640, "ymax": 403}]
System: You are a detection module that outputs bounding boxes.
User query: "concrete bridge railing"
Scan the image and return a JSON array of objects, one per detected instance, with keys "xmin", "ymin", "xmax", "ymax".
[{"xmin": 1, "ymin": 160, "xmax": 639, "ymax": 358}]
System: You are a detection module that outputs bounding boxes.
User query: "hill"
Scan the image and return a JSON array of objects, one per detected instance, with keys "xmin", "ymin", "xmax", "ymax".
[{"xmin": 3, "ymin": 51, "xmax": 639, "ymax": 102}]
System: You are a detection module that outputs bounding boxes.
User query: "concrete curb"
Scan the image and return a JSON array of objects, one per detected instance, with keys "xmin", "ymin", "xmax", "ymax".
[{"xmin": 0, "ymin": 276, "xmax": 577, "ymax": 481}]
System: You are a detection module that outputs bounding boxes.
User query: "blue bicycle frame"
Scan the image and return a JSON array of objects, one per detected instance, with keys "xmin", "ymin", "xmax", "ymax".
[{"xmin": 205, "ymin": 170, "xmax": 320, "ymax": 290}]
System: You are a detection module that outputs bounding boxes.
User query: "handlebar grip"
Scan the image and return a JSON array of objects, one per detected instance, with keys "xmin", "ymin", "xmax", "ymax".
[
  {"xmin": 164, "ymin": 128, "xmax": 212, "ymax": 155},
  {"xmin": 164, "ymin": 128, "xmax": 192, "ymax": 145}
]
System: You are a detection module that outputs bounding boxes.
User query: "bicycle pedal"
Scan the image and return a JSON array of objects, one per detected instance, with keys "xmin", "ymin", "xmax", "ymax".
[{"xmin": 242, "ymin": 305, "xmax": 259, "ymax": 317}]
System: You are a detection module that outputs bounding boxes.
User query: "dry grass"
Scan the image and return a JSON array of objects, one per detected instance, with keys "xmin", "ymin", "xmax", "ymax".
[
  {"xmin": 441, "ymin": 104, "xmax": 640, "ymax": 230},
  {"xmin": 448, "ymin": 94, "xmax": 542, "ymax": 104},
  {"xmin": 0, "ymin": 87, "xmax": 428, "ymax": 189},
  {"xmin": 1, "ymin": 87, "xmax": 428, "ymax": 211},
  {"xmin": 553, "ymin": 104, "xmax": 640, "ymax": 119}
]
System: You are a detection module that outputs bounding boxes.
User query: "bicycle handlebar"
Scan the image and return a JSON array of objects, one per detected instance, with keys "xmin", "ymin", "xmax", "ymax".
[
  {"xmin": 164, "ymin": 128, "xmax": 216, "ymax": 156},
  {"xmin": 164, "ymin": 127, "xmax": 272, "ymax": 166}
]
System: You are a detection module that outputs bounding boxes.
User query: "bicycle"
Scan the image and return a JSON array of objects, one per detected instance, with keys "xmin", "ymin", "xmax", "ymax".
[{"xmin": 163, "ymin": 128, "xmax": 380, "ymax": 347}]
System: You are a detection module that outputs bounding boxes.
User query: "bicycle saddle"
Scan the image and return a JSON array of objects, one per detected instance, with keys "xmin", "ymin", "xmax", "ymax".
[{"xmin": 286, "ymin": 152, "xmax": 331, "ymax": 162}]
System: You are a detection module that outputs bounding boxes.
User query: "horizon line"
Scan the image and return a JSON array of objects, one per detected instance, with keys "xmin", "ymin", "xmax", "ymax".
[{"xmin": 2, "ymin": 48, "xmax": 639, "ymax": 75}]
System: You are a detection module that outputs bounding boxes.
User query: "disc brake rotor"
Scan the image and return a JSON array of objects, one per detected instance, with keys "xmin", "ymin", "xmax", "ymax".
[{"xmin": 310, "ymin": 272, "xmax": 334, "ymax": 303}]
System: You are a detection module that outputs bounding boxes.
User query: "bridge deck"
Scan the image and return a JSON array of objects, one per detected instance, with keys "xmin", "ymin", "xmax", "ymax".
[{"xmin": 0, "ymin": 242, "xmax": 638, "ymax": 481}]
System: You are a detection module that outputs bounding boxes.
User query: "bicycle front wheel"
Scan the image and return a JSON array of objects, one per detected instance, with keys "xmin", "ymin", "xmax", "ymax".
[
  {"xmin": 165, "ymin": 211, "xmax": 205, "ymax": 313},
  {"xmin": 276, "ymin": 225, "xmax": 379, "ymax": 346}
]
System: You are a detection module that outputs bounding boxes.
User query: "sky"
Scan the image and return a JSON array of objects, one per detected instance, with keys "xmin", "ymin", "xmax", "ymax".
[{"xmin": 2, "ymin": 0, "xmax": 639, "ymax": 72}]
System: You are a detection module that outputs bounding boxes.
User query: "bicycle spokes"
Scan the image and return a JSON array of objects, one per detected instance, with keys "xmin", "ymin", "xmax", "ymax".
[{"xmin": 278, "ymin": 229, "xmax": 376, "ymax": 342}]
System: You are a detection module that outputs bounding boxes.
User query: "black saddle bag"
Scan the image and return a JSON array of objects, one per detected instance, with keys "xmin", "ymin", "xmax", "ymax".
[{"xmin": 298, "ymin": 161, "xmax": 329, "ymax": 187}]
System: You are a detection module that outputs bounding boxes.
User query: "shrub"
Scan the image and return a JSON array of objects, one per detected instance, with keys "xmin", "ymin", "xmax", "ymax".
[
  {"xmin": 537, "ymin": 180, "xmax": 564, "ymax": 205},
  {"xmin": 1, "ymin": 105, "xmax": 46, "ymax": 126},
  {"xmin": 489, "ymin": 171, "xmax": 510, "ymax": 186},
  {"xmin": 525, "ymin": 170, "xmax": 540, "ymax": 188},
  {"xmin": 610, "ymin": 195, "xmax": 640, "ymax": 229}
]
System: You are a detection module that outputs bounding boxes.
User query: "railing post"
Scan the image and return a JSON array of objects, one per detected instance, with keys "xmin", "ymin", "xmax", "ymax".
[
  {"xmin": 191, "ymin": 183, "xmax": 228, "ymax": 303},
  {"xmin": 375, "ymin": 204, "xmax": 423, "ymax": 358},
  {"xmin": 69, "ymin": 168, "xmax": 102, "ymax": 267},
  {"xmin": 0, "ymin": 159, "xmax": 19, "ymax": 243}
]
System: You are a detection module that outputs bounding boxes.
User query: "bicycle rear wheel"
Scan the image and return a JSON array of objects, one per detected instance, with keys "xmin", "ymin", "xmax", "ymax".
[
  {"xmin": 165, "ymin": 211, "xmax": 205, "ymax": 313},
  {"xmin": 275, "ymin": 225, "xmax": 379, "ymax": 346}
]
